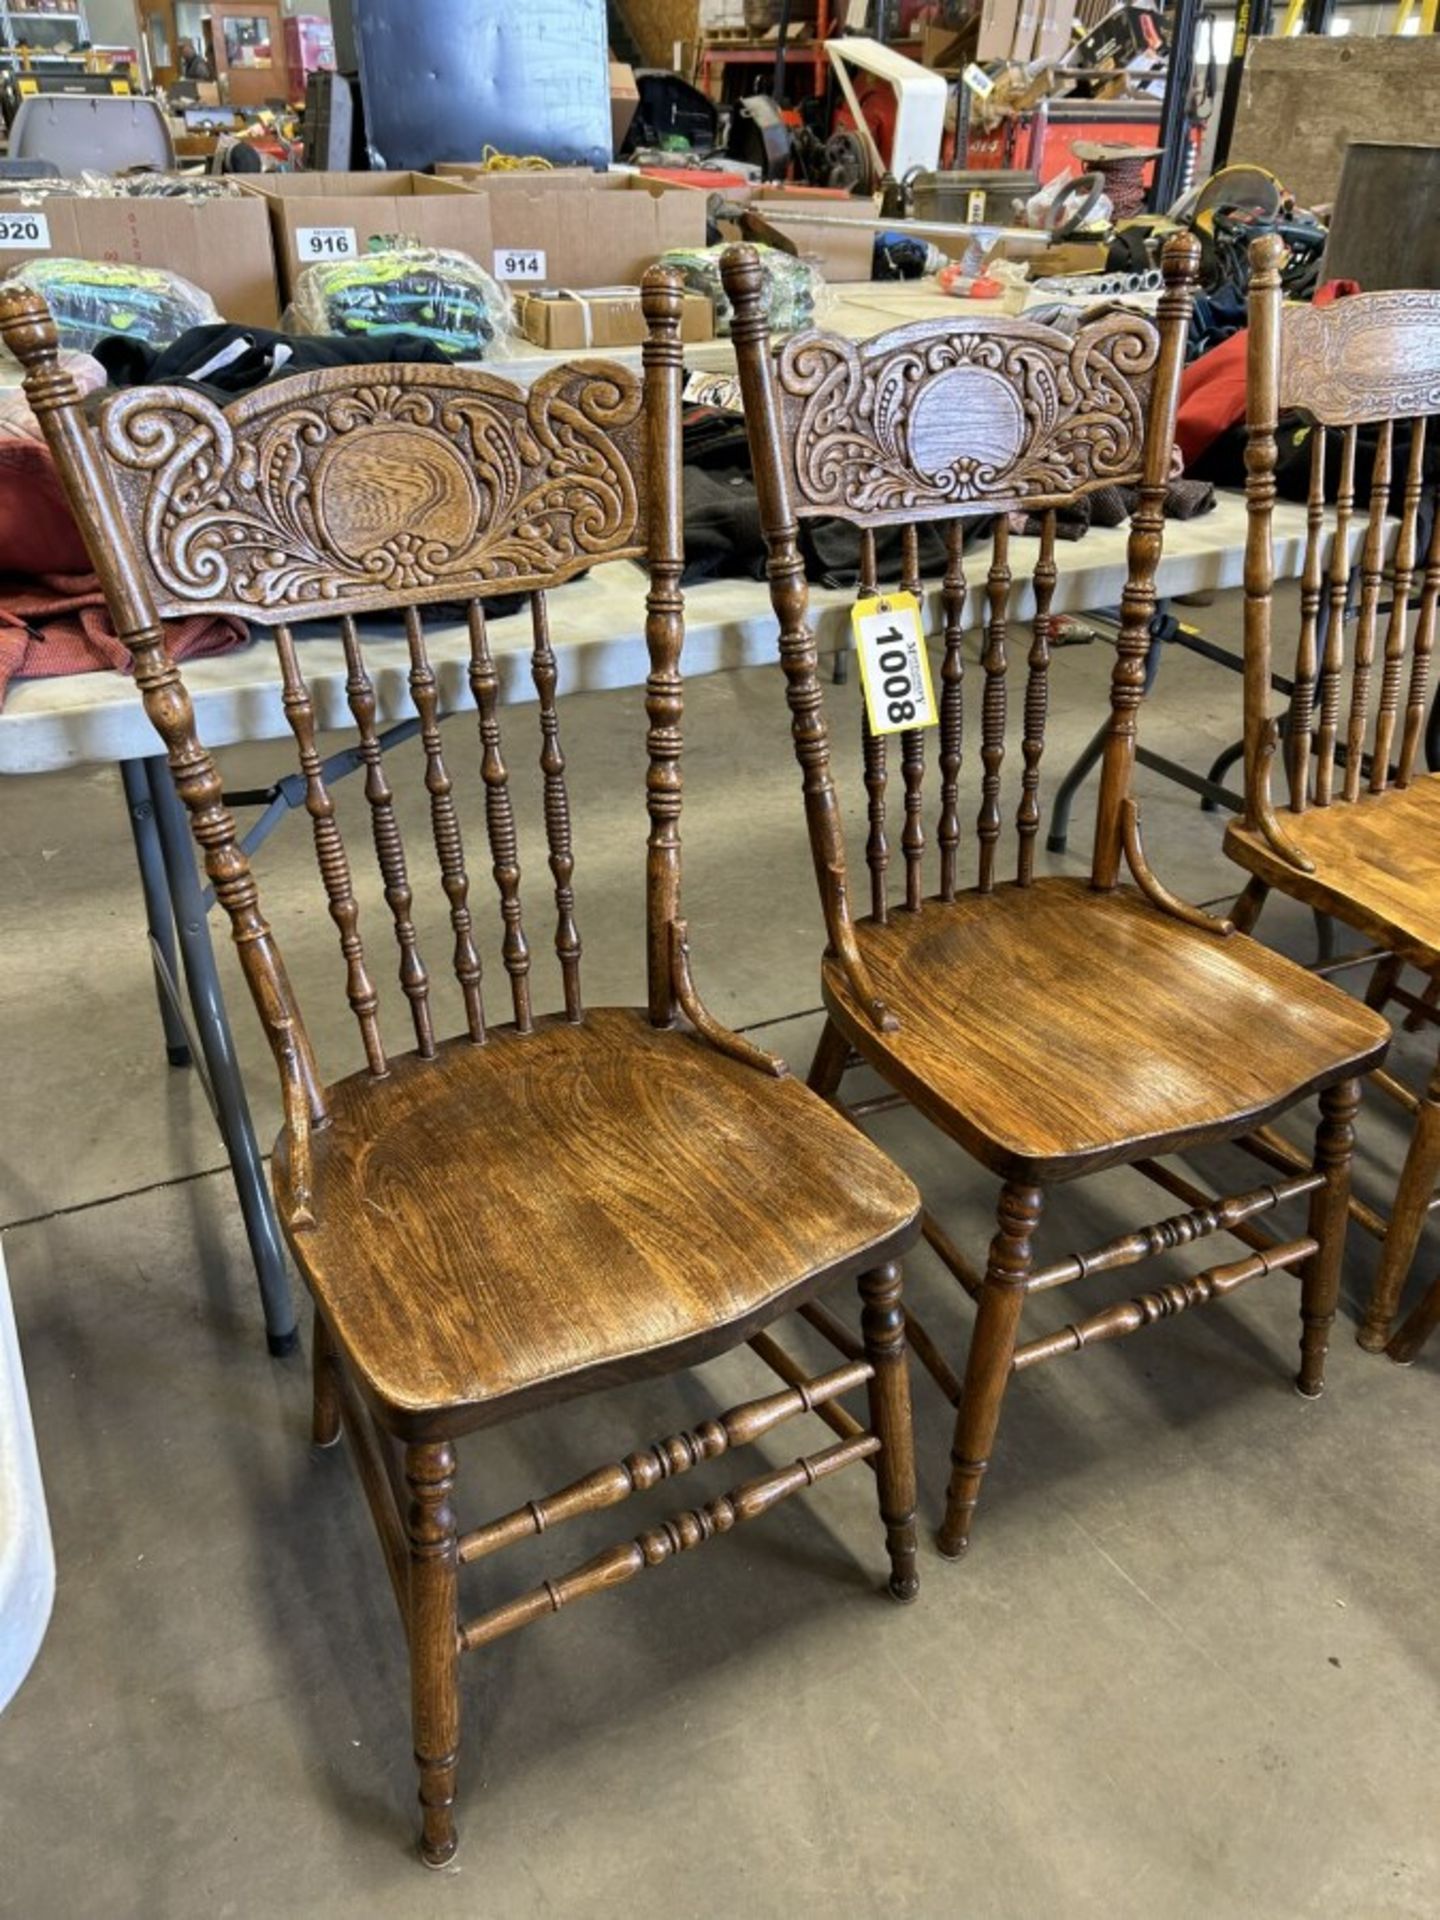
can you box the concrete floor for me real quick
[1,594,1437,1919]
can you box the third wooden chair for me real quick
[1223,232,1440,1366]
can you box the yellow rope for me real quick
[476,146,554,172]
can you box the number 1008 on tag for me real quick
[852,592,938,736]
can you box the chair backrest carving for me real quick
[771,309,1161,525]
[720,236,1200,1028]
[96,363,648,623]
[1242,236,1440,848]
[0,272,695,1227]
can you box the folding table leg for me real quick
[119,758,191,1068]
[144,754,298,1356]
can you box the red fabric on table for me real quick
[1175,278,1361,472]
[0,435,250,709]
[0,572,248,709]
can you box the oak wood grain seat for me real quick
[1222,235,1440,1362]
[1226,774,1440,970]
[0,273,924,1870]
[280,1009,920,1435]
[826,880,1388,1182]
[723,231,1383,1563]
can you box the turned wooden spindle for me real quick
[1286,426,1326,810]
[1370,419,1426,791]
[341,614,433,1059]
[899,523,926,913]
[1343,420,1394,802]
[1397,476,1440,787]
[274,621,386,1076]
[405,604,485,1043]
[974,519,1011,894]
[459,1360,873,1563]
[641,265,687,1025]
[465,598,534,1032]
[857,526,890,923]
[936,518,967,902]
[457,1435,880,1653]
[1016,509,1056,884]
[1094,230,1199,888]
[530,590,583,1020]
[1315,425,1357,807]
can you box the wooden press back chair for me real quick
[0,274,925,1867]
[1224,232,1440,1366]
[719,234,1391,1560]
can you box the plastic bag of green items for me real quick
[2,257,220,355]
[291,246,513,360]
[658,242,823,337]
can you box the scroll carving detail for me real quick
[1279,291,1440,426]
[777,313,1158,520]
[99,362,646,619]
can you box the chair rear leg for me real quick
[311,1309,341,1449]
[807,1016,850,1100]
[858,1262,919,1602]
[1230,877,1270,935]
[1298,1078,1361,1396]
[938,1182,1044,1559]
[1358,1052,1440,1352]
[1387,1270,1440,1365]
[406,1441,461,1868]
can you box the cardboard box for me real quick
[436,168,707,288]
[921,21,979,69]
[1032,0,1078,63]
[0,191,279,327]
[738,193,979,282]
[517,285,713,349]
[1014,0,1040,61]
[977,0,1022,62]
[609,60,640,152]
[242,172,491,306]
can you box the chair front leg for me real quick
[311,1308,341,1449]
[1298,1077,1361,1396]
[938,1181,1044,1559]
[1358,1050,1440,1352]
[1229,876,1270,935]
[858,1261,919,1602]
[406,1440,461,1868]
[807,1017,851,1101]
[1387,1269,1440,1365]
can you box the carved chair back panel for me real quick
[1247,258,1440,819]
[721,240,1199,956]
[96,361,649,623]
[1278,291,1440,428]
[772,312,1159,527]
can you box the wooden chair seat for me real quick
[1225,773,1440,969]
[822,878,1390,1182]
[275,1007,921,1437]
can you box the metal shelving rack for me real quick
[0,3,91,66]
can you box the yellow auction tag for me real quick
[852,592,938,736]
